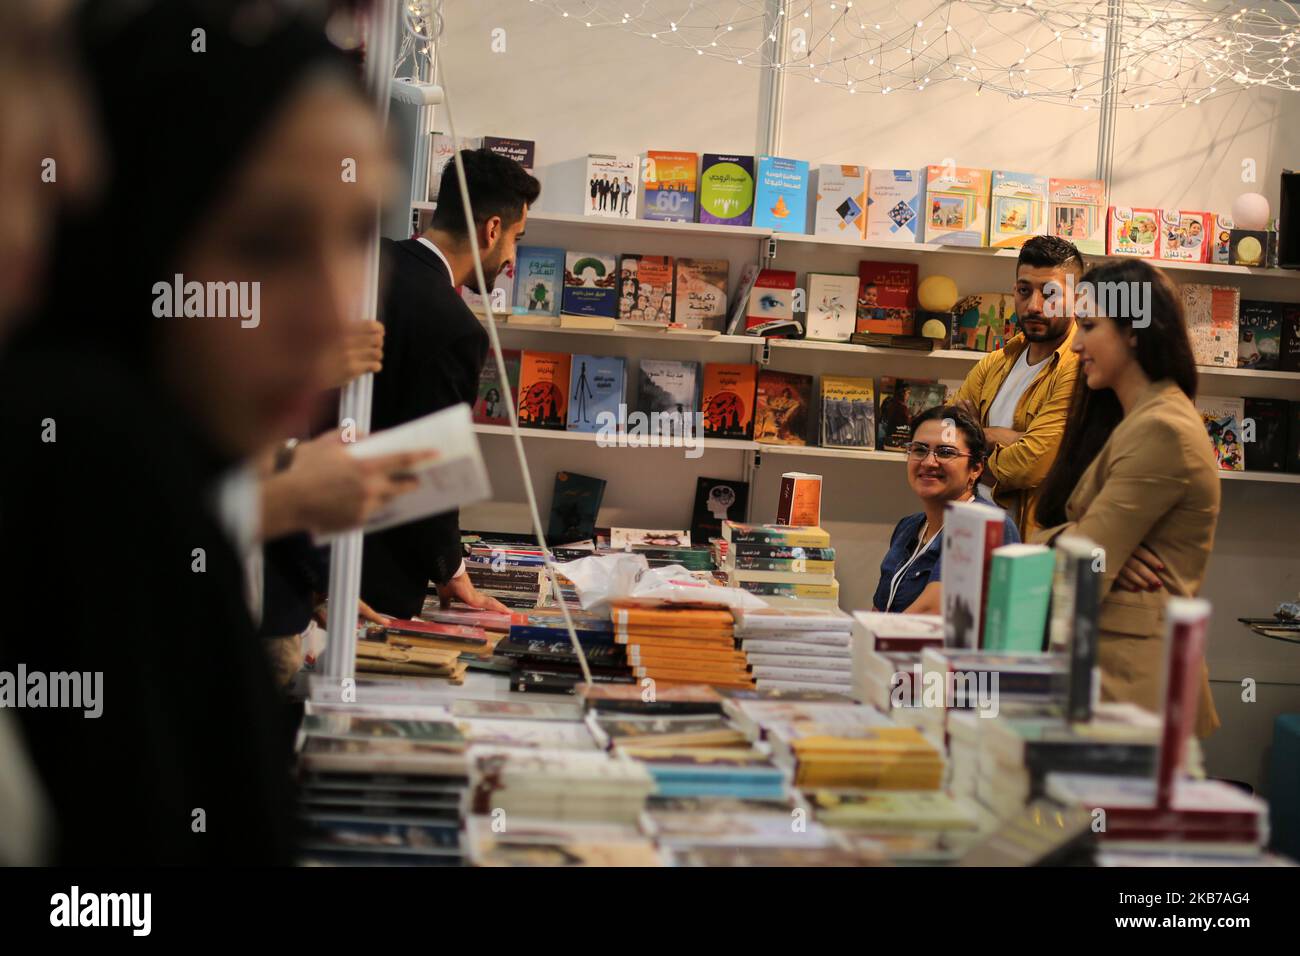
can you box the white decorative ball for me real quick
[1231,192,1270,231]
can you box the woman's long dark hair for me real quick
[1034,259,1198,528]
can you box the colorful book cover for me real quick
[1237,300,1282,370]
[865,168,921,242]
[989,171,1048,249]
[512,246,563,317]
[547,471,607,544]
[1211,213,1235,263]
[643,150,698,222]
[701,363,758,439]
[673,258,728,330]
[1243,398,1288,472]
[753,156,810,233]
[618,254,675,325]
[566,354,626,433]
[922,165,991,246]
[427,132,481,201]
[814,164,867,237]
[950,293,1017,352]
[1194,396,1246,471]
[1158,210,1213,263]
[698,154,755,226]
[1181,283,1239,368]
[1106,207,1160,258]
[877,377,946,451]
[744,269,798,332]
[691,478,751,543]
[940,500,1009,650]
[983,544,1055,653]
[1282,306,1300,372]
[561,252,619,319]
[516,351,571,430]
[754,370,813,446]
[1048,178,1106,256]
[805,273,860,342]
[819,375,874,449]
[482,136,536,171]
[585,153,639,220]
[636,359,700,422]
[855,261,918,335]
[776,473,822,528]
[472,348,520,426]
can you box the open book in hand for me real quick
[326,403,490,538]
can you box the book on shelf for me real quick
[1243,397,1289,472]
[691,477,750,543]
[511,246,563,321]
[725,262,761,335]
[982,544,1054,653]
[482,135,535,171]
[427,132,481,201]
[701,362,758,440]
[855,260,919,335]
[1195,396,1246,471]
[776,472,822,527]
[877,377,945,451]
[1048,177,1106,256]
[566,354,625,433]
[989,170,1048,249]
[636,358,700,426]
[1237,300,1283,369]
[754,369,813,446]
[1279,304,1300,371]
[813,164,868,238]
[697,153,756,226]
[642,150,698,223]
[472,348,520,426]
[560,251,619,326]
[1048,535,1103,722]
[1107,206,1160,258]
[617,253,674,326]
[865,168,921,242]
[460,258,514,317]
[950,292,1017,352]
[922,165,991,246]
[1158,209,1213,263]
[753,155,810,233]
[1181,282,1239,368]
[941,499,1009,650]
[805,273,859,342]
[744,268,798,333]
[849,332,935,352]
[1211,212,1235,263]
[819,375,875,450]
[517,351,571,430]
[672,257,728,330]
[585,153,638,219]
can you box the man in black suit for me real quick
[362,148,540,619]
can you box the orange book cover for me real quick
[612,605,735,628]
[614,634,737,650]
[626,645,747,664]
[615,623,734,638]
[517,351,571,429]
[701,363,758,440]
[634,666,754,687]
[776,472,822,527]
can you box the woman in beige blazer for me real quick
[1033,259,1220,737]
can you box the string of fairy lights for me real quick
[526,0,1300,109]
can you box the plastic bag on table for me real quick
[552,552,768,613]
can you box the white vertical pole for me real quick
[322,0,401,684]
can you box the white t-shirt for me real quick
[986,348,1049,429]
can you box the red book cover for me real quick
[1155,599,1210,806]
[382,618,488,646]
[517,351,572,429]
[701,363,758,439]
[856,261,919,334]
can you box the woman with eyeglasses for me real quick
[872,405,1020,614]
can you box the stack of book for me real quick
[610,602,754,690]
[643,796,839,857]
[467,747,655,825]
[912,648,1070,742]
[721,521,840,607]
[771,723,946,790]
[415,606,514,673]
[355,622,476,684]
[851,612,946,726]
[294,708,469,865]
[462,540,548,609]
[721,689,880,742]
[620,746,790,800]
[503,609,633,695]
[464,815,663,867]
[734,606,856,694]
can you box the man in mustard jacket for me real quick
[953,235,1084,538]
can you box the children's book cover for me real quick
[989,171,1048,249]
[922,165,991,246]
[856,261,918,335]
[1048,178,1106,256]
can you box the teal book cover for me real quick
[753,156,810,233]
[983,545,1055,652]
[566,353,626,433]
[546,472,607,545]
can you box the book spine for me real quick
[1067,551,1101,722]
[1155,601,1210,806]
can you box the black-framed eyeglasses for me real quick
[906,442,970,463]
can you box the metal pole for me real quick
[1094,0,1124,191]
[756,0,790,157]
